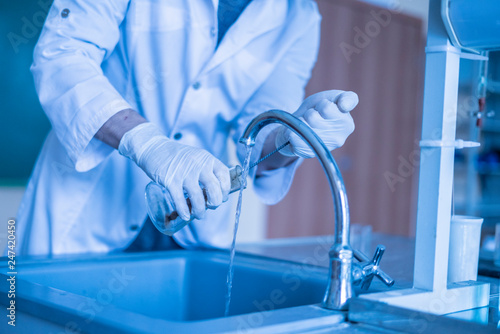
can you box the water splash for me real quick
[224,145,253,317]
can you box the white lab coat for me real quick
[16,0,321,255]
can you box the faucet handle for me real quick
[353,245,395,290]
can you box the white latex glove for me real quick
[276,90,358,158]
[118,122,231,221]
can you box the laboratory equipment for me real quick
[145,166,243,236]
[0,250,346,332]
[144,138,292,236]
[350,0,497,322]
[442,0,500,52]
[239,109,394,310]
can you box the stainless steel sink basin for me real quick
[0,250,346,333]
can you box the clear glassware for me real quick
[145,166,243,235]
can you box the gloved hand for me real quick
[118,122,231,221]
[276,90,358,158]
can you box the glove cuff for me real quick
[118,122,168,162]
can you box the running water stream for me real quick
[224,145,253,317]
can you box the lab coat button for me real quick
[130,224,139,231]
[61,9,70,18]
[210,27,216,36]
[173,132,182,140]
[192,82,201,90]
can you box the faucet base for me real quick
[321,245,353,311]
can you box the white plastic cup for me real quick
[447,215,484,284]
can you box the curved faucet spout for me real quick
[239,109,353,310]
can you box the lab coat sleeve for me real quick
[31,0,132,172]
[232,9,321,205]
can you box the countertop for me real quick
[237,233,415,287]
[237,233,500,332]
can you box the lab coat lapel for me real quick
[202,0,287,74]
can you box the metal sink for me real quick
[0,250,345,333]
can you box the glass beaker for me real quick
[145,166,243,235]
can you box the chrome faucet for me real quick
[240,110,394,310]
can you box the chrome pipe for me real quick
[239,110,352,310]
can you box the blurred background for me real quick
[1,0,498,250]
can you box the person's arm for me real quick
[232,3,356,205]
[229,6,321,201]
[228,18,320,205]
[96,111,231,221]
[94,109,147,149]
[33,1,231,218]
[31,0,132,171]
